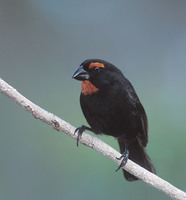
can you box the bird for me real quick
[72,59,156,181]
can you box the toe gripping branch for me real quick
[74,125,92,146]
[115,145,129,172]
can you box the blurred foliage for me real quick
[0,0,186,199]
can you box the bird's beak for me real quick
[72,65,89,81]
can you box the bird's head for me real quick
[72,59,123,95]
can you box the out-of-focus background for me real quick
[0,0,186,199]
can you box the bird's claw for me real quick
[115,149,129,172]
[74,125,87,147]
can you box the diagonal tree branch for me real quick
[0,77,185,200]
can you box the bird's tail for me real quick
[118,138,156,181]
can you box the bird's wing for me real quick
[137,104,148,147]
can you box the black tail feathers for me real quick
[118,139,156,181]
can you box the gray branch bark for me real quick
[0,77,185,200]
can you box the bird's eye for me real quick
[92,67,100,72]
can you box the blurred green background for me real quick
[1,0,186,199]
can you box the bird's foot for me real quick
[74,125,88,147]
[115,149,129,172]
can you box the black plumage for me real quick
[73,59,156,181]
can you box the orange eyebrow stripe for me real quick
[89,62,105,69]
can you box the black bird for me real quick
[72,59,156,181]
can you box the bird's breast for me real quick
[80,93,130,137]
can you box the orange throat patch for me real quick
[81,81,99,95]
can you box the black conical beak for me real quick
[72,65,89,81]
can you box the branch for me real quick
[0,77,185,200]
